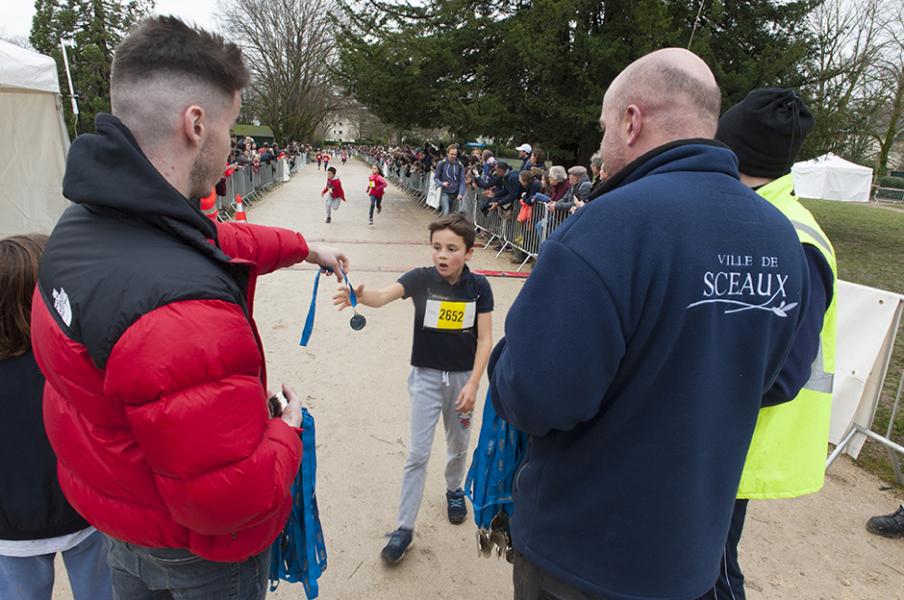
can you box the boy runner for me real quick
[334,214,493,563]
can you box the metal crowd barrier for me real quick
[874,186,904,204]
[217,154,305,222]
[353,151,586,272]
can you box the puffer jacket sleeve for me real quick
[103,298,302,537]
[217,222,309,276]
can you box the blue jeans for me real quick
[369,194,382,218]
[0,529,112,600]
[440,190,457,216]
[104,536,269,600]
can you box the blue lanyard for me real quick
[269,407,327,597]
[300,270,359,346]
[465,385,528,529]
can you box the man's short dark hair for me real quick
[327,167,337,174]
[112,16,250,95]
[429,214,476,251]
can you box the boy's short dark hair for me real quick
[429,214,476,251]
[112,16,250,95]
[327,167,337,174]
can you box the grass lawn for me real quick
[800,198,904,484]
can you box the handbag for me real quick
[498,202,515,221]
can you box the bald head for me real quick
[599,48,721,176]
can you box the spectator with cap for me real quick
[549,165,592,214]
[698,88,837,600]
[516,143,533,171]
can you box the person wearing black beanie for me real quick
[715,88,815,180]
[698,91,838,600]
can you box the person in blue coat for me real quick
[489,47,810,600]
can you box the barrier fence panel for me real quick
[215,154,304,222]
[353,150,605,272]
[503,204,543,272]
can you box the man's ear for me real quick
[624,104,643,147]
[181,105,205,147]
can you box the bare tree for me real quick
[803,0,890,160]
[804,0,904,175]
[869,6,904,175]
[219,0,343,144]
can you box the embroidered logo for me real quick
[687,254,799,317]
[52,288,72,326]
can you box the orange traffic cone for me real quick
[200,188,217,221]
[234,194,248,223]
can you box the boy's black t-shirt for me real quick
[398,265,494,372]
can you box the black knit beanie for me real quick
[715,88,815,179]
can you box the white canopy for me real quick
[791,153,873,203]
[0,40,71,237]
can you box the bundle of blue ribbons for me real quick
[465,386,529,530]
[269,407,327,598]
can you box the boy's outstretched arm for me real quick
[333,282,405,310]
[456,311,493,413]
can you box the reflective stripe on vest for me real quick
[736,173,838,499]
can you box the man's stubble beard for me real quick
[188,137,221,200]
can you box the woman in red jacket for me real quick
[367,164,388,225]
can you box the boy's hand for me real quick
[455,381,478,413]
[333,283,365,310]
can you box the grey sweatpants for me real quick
[397,367,474,530]
[325,195,341,218]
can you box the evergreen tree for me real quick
[29,0,152,138]
[335,0,819,165]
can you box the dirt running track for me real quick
[53,156,904,599]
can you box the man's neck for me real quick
[739,173,776,189]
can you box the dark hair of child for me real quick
[0,234,48,360]
[429,214,476,252]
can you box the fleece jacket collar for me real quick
[596,138,737,198]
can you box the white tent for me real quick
[791,153,873,203]
[0,40,70,237]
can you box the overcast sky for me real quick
[0,0,222,46]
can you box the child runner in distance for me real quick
[322,166,346,223]
[333,214,493,563]
[367,164,388,225]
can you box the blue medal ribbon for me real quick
[269,407,327,597]
[465,386,528,529]
[300,270,361,346]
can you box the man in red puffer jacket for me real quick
[31,16,347,600]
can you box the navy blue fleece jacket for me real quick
[489,140,809,600]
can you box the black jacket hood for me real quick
[62,113,220,246]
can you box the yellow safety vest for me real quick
[736,174,838,499]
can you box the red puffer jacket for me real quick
[33,222,307,562]
[31,114,311,563]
